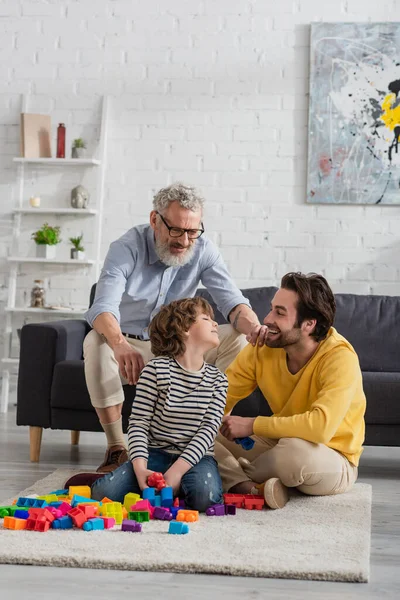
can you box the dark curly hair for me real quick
[149,296,215,357]
[281,272,336,342]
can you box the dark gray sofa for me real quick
[17,286,400,461]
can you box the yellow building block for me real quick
[4,516,27,530]
[37,494,58,503]
[99,502,123,525]
[69,486,91,499]
[123,492,141,512]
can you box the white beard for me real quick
[155,238,196,267]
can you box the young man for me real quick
[215,272,366,509]
[84,182,266,473]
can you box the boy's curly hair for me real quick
[149,296,215,357]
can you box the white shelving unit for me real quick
[1,95,109,413]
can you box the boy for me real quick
[68,297,227,512]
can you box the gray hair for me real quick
[152,182,205,214]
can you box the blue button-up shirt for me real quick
[86,224,250,340]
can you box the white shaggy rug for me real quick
[0,469,371,582]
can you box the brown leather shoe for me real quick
[64,472,106,489]
[96,446,129,473]
[261,478,289,509]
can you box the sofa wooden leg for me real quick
[71,430,80,446]
[29,426,43,462]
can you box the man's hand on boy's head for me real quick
[220,415,256,440]
[113,340,145,385]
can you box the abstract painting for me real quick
[307,22,400,204]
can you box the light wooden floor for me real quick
[0,402,399,600]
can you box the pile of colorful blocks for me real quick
[0,474,264,536]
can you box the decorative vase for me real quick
[71,147,85,159]
[70,248,85,260]
[56,123,66,158]
[70,185,90,209]
[36,244,56,259]
[29,196,41,208]
[30,280,46,308]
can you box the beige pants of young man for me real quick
[83,325,246,408]
[214,434,358,496]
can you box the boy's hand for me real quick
[132,459,155,490]
[163,467,183,496]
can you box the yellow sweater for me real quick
[225,327,366,466]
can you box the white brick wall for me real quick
[1,0,400,355]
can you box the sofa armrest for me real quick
[17,320,90,428]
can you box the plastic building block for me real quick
[223,493,245,508]
[234,436,255,451]
[26,516,51,532]
[179,499,186,508]
[0,506,19,518]
[28,507,55,523]
[46,506,62,519]
[49,489,68,496]
[168,521,189,534]
[131,499,154,518]
[68,507,87,528]
[71,494,98,507]
[100,496,114,504]
[101,517,116,529]
[99,502,123,524]
[153,506,173,521]
[56,502,72,516]
[37,494,58,503]
[122,507,128,519]
[142,487,155,501]
[52,516,74,529]
[16,497,47,508]
[160,487,173,508]
[205,503,226,516]
[129,510,150,523]
[69,485,91,499]
[3,516,27,530]
[176,509,199,523]
[147,472,166,491]
[83,517,105,531]
[123,492,141,512]
[225,504,236,515]
[78,504,98,518]
[14,509,29,519]
[121,519,142,532]
[243,494,265,510]
[170,507,180,519]
[173,497,179,508]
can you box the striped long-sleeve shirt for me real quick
[128,356,228,467]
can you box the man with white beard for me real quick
[84,182,266,473]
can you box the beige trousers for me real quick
[83,324,246,409]
[214,434,358,496]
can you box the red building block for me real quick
[243,494,265,510]
[68,507,87,528]
[147,472,166,492]
[223,493,245,508]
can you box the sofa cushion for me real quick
[334,294,400,372]
[51,360,136,416]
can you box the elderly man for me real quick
[84,182,266,473]
[215,272,366,509]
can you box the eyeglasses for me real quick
[156,212,204,239]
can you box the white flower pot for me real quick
[36,245,56,259]
[72,147,86,159]
[70,249,85,260]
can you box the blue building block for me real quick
[49,489,68,496]
[16,497,47,508]
[153,495,161,507]
[168,521,189,534]
[142,488,155,501]
[14,509,29,519]
[235,436,255,451]
[83,518,105,531]
[170,507,180,519]
[71,494,99,507]
[160,486,173,508]
[52,516,74,529]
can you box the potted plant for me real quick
[71,138,86,159]
[31,223,61,259]
[69,234,85,260]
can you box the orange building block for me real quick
[3,516,27,530]
[176,509,199,522]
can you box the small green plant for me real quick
[69,234,84,251]
[72,138,86,149]
[31,223,61,246]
